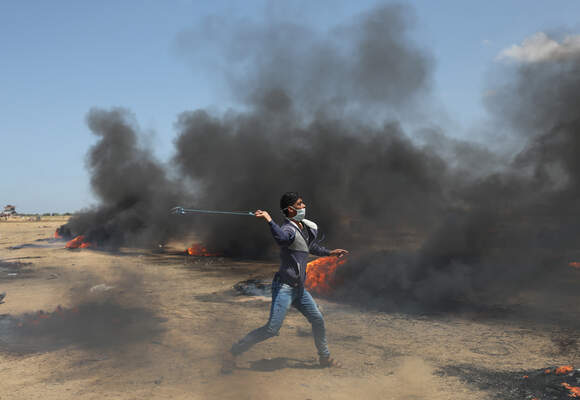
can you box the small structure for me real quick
[1,205,17,218]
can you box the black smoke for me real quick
[60,108,190,249]
[171,4,455,258]
[0,270,165,354]
[172,111,451,257]
[174,3,431,116]
[333,37,580,309]
[62,4,580,310]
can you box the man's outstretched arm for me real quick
[309,241,331,257]
[255,210,295,246]
[310,240,348,258]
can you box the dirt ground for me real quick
[1,218,579,399]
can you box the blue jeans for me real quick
[231,277,330,357]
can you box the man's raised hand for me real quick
[254,210,272,223]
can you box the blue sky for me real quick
[1,1,579,213]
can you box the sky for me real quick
[1,0,580,213]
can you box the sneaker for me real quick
[319,356,342,368]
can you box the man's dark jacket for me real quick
[268,218,331,287]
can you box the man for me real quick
[222,192,348,373]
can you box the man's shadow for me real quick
[242,357,321,372]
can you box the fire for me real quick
[305,256,347,295]
[569,262,580,269]
[556,365,574,375]
[186,244,220,257]
[66,235,92,249]
[561,383,580,397]
[545,365,575,375]
[54,229,62,239]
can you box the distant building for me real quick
[1,205,17,217]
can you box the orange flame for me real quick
[569,262,580,269]
[54,229,62,239]
[561,382,580,397]
[186,244,220,257]
[305,256,347,295]
[556,365,574,375]
[66,235,92,249]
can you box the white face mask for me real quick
[289,206,306,222]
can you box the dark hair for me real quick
[280,192,300,216]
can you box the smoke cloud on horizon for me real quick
[62,4,580,310]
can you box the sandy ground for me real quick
[0,218,579,399]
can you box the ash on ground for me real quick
[8,240,63,250]
[0,260,33,280]
[233,279,272,297]
[438,364,580,399]
[0,302,165,354]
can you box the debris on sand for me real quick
[0,302,165,354]
[8,243,43,250]
[523,366,580,399]
[439,364,580,399]
[233,279,271,297]
[89,284,115,293]
[0,260,33,280]
[8,240,63,250]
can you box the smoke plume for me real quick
[172,3,453,258]
[0,269,164,354]
[333,33,580,309]
[60,108,190,249]
[61,6,580,309]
